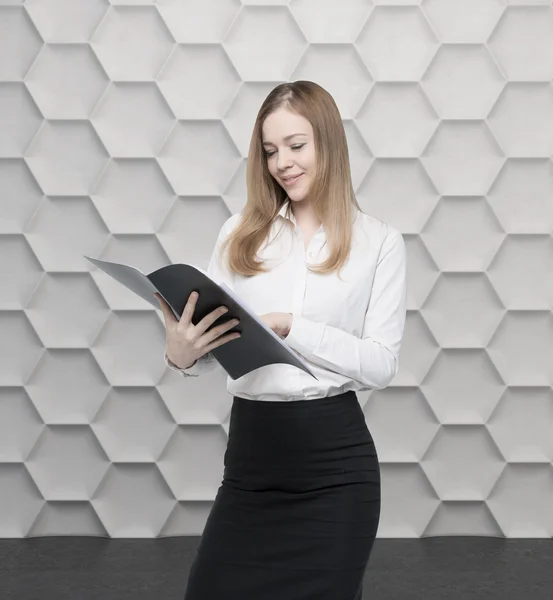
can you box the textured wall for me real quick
[1,0,552,539]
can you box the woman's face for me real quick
[262,107,316,203]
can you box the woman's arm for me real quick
[165,214,239,378]
[285,229,407,389]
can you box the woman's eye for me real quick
[265,144,304,158]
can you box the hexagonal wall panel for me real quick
[157,121,242,196]
[91,83,175,157]
[488,6,553,82]
[223,6,308,81]
[421,121,504,196]
[423,0,504,44]
[0,83,42,157]
[25,44,109,120]
[1,0,552,541]
[420,196,505,272]
[0,160,44,234]
[487,159,553,233]
[488,83,553,157]
[91,5,175,81]
[290,0,370,43]
[24,121,109,196]
[157,0,240,43]
[357,6,439,81]
[356,83,438,157]
[421,45,505,119]
[25,0,108,43]
[0,7,42,81]
[157,44,241,120]
[290,45,372,120]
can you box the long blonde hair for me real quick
[221,80,362,278]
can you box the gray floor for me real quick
[1,537,552,599]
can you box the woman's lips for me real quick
[282,173,303,186]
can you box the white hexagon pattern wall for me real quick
[0,1,552,539]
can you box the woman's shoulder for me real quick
[219,212,243,238]
[355,211,403,247]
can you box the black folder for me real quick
[83,255,318,381]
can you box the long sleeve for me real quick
[164,349,218,376]
[165,214,239,378]
[285,228,407,390]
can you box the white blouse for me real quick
[165,199,407,402]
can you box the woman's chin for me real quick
[287,184,309,201]
[287,193,308,203]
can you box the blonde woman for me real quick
[157,80,407,599]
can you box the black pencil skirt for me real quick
[183,390,381,600]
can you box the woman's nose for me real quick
[277,150,293,170]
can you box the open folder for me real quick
[83,255,318,381]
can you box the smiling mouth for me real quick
[282,174,303,185]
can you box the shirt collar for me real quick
[276,198,359,230]
[277,197,328,234]
[277,198,292,220]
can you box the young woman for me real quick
[156,80,407,599]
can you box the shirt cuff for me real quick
[164,351,203,377]
[284,314,325,358]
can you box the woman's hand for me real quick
[259,312,293,338]
[155,292,241,369]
